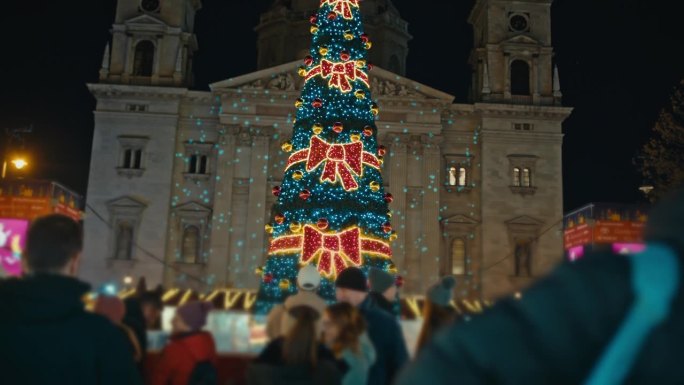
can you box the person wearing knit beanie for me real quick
[154,301,218,385]
[266,264,327,339]
[174,301,213,332]
[416,276,457,353]
[368,268,397,315]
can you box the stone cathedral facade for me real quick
[82,0,572,301]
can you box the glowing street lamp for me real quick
[11,158,28,170]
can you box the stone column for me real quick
[208,130,236,287]
[420,134,442,289]
[242,131,270,289]
[386,134,409,275]
[532,54,540,104]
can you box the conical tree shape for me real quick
[254,0,398,314]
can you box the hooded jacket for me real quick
[151,331,218,385]
[397,249,684,385]
[0,274,142,385]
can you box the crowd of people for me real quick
[1,188,684,384]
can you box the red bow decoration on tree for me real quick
[269,225,392,277]
[321,0,359,20]
[306,60,369,93]
[287,136,381,191]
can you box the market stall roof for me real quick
[119,288,493,320]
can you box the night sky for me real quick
[0,0,682,210]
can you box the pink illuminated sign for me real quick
[568,245,585,262]
[0,218,29,277]
[612,243,646,255]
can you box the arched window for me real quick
[388,55,400,74]
[513,167,521,187]
[451,238,466,275]
[182,226,200,263]
[199,156,208,174]
[522,168,532,187]
[133,41,155,76]
[448,166,457,186]
[514,239,532,277]
[189,155,198,173]
[458,167,467,187]
[510,60,530,95]
[115,222,134,260]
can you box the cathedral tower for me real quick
[256,0,412,75]
[100,0,202,87]
[469,0,561,105]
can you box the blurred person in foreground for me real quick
[367,268,398,315]
[266,264,326,339]
[0,214,142,385]
[151,301,218,385]
[335,267,408,385]
[415,276,457,353]
[322,302,376,385]
[398,188,684,385]
[93,295,143,364]
[249,305,342,385]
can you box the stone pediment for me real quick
[505,215,544,227]
[210,60,454,101]
[173,201,212,214]
[107,196,147,209]
[502,34,541,46]
[124,14,168,26]
[442,214,479,225]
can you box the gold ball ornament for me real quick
[289,222,303,233]
[279,279,291,291]
[355,90,366,100]
[350,134,361,142]
[364,41,373,50]
[356,60,366,69]
[369,181,380,192]
[389,231,398,241]
[312,123,323,135]
[371,103,379,115]
[310,25,319,34]
[292,170,304,181]
[295,98,304,108]
[298,66,307,77]
[319,46,329,56]
[255,266,264,276]
[344,30,354,40]
[264,224,274,234]
[281,141,293,152]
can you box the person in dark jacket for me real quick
[398,188,684,385]
[367,268,397,315]
[0,214,142,385]
[335,267,409,385]
[151,301,218,385]
[123,296,148,373]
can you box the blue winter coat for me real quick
[397,249,684,385]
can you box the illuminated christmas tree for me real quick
[254,0,398,314]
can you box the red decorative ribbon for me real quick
[321,0,359,20]
[287,136,381,191]
[306,60,369,93]
[269,225,391,277]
